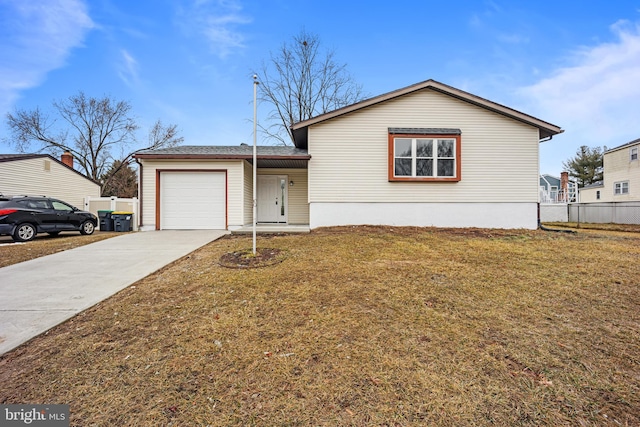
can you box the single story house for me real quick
[134,79,563,231]
[0,152,100,208]
[579,137,640,202]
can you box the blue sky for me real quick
[1,0,639,175]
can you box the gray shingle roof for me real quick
[134,145,310,169]
[135,145,308,157]
[606,137,640,153]
[582,181,604,189]
[0,154,47,162]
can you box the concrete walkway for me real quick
[0,230,228,355]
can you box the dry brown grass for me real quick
[1,226,639,426]
[0,231,121,268]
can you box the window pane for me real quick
[280,179,286,216]
[395,158,412,176]
[438,139,454,157]
[437,159,455,177]
[416,159,433,176]
[52,201,72,211]
[416,139,432,157]
[394,139,412,157]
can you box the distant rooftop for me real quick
[606,137,640,153]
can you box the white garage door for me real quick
[160,172,226,229]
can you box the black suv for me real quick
[0,196,98,242]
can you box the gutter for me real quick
[539,135,553,143]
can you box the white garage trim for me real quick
[156,170,227,230]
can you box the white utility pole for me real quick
[252,75,259,255]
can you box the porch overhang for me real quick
[134,146,311,168]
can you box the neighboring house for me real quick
[579,137,640,202]
[134,79,563,231]
[0,152,100,208]
[540,172,577,203]
[578,181,604,203]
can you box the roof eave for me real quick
[134,153,311,161]
[291,79,563,145]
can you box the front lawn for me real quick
[0,231,120,268]
[0,226,638,426]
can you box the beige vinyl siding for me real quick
[139,159,245,229]
[308,89,540,203]
[257,168,309,224]
[579,187,602,203]
[601,144,640,201]
[0,157,100,208]
[243,161,253,225]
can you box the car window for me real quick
[16,199,50,209]
[51,201,73,211]
[32,200,51,209]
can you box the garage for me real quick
[160,171,226,229]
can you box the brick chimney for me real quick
[560,171,569,202]
[61,151,73,168]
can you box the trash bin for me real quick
[112,211,134,232]
[97,210,114,231]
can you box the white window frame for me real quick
[614,181,629,195]
[393,138,457,179]
[631,147,638,161]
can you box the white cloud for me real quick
[0,0,94,114]
[520,21,640,140]
[118,49,139,86]
[497,33,530,44]
[178,0,251,59]
[518,20,640,172]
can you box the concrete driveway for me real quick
[0,230,228,355]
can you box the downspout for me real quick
[538,133,574,232]
[135,157,143,230]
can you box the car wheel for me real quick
[13,223,37,242]
[47,231,61,236]
[80,220,95,235]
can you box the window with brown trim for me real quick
[388,131,461,182]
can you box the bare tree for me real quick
[6,92,138,180]
[101,120,184,193]
[256,30,365,145]
[5,92,183,191]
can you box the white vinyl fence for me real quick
[83,196,139,231]
[540,203,569,222]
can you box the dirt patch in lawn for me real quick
[1,226,639,426]
[0,231,121,268]
[544,222,640,233]
[218,247,286,268]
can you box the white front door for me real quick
[257,175,287,223]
